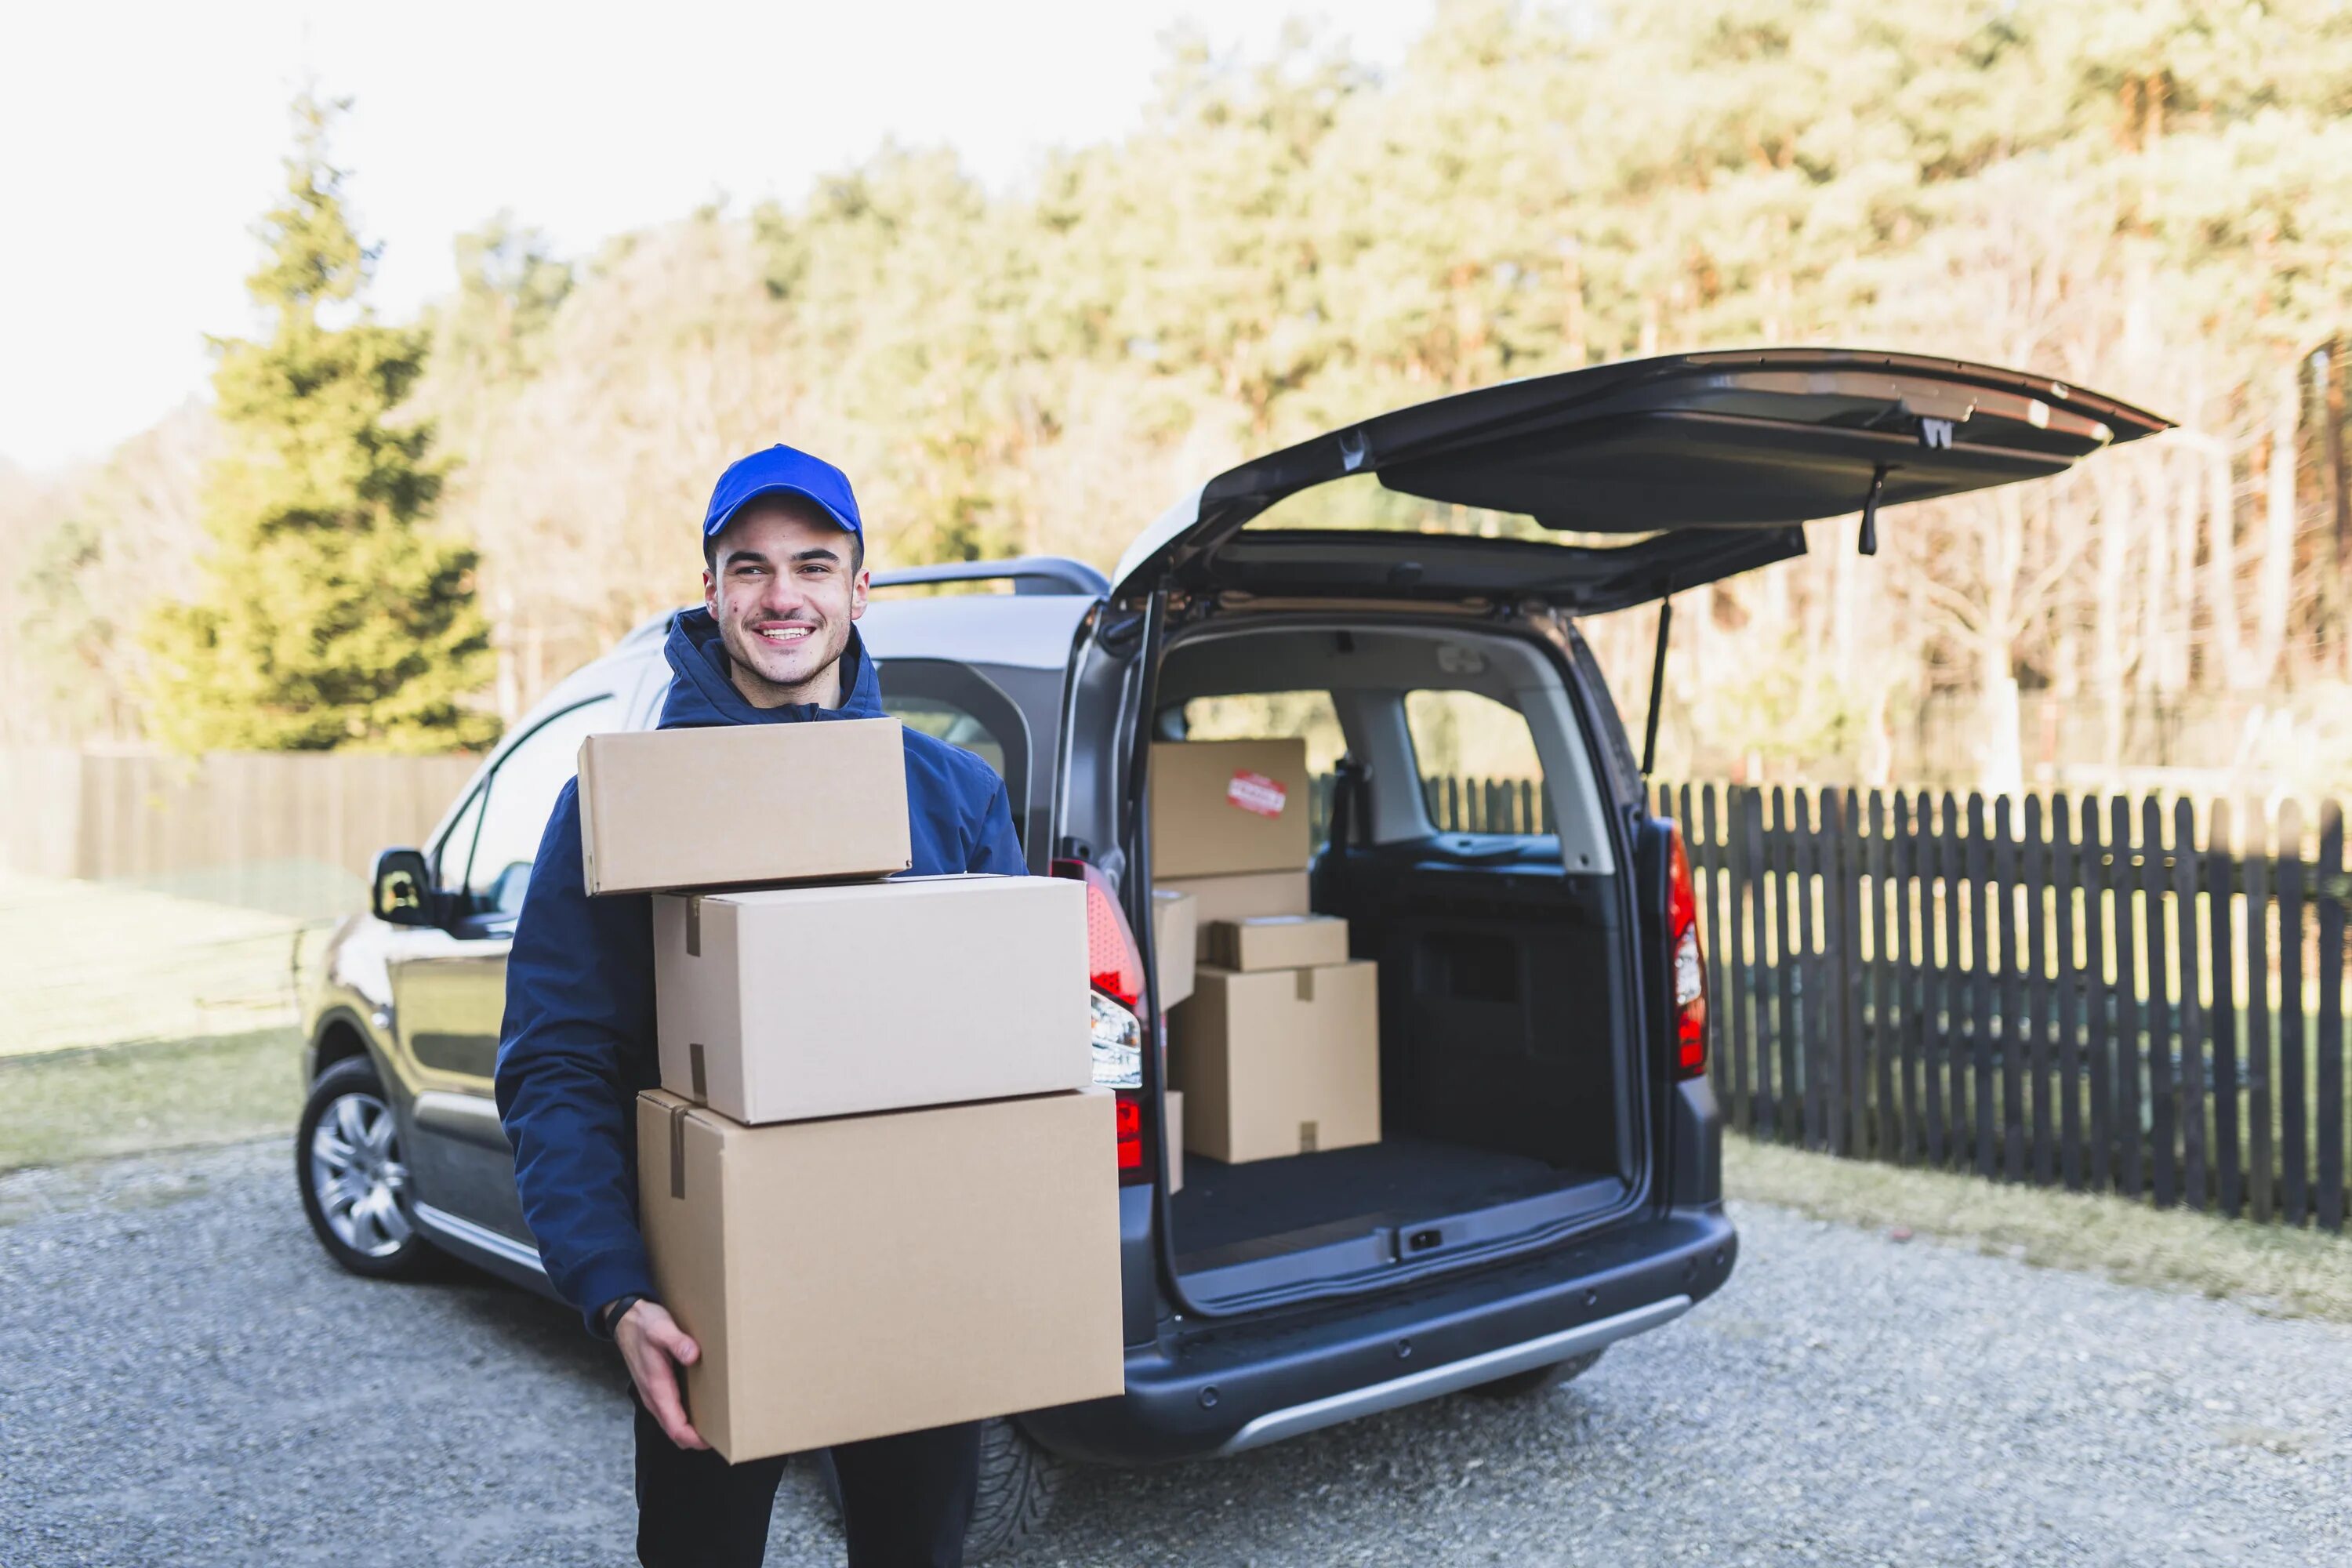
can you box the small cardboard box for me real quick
[1154,870,1312,959]
[1206,913,1350,972]
[1165,1089,1185,1192]
[1149,739,1312,879]
[1169,960,1381,1163]
[1151,889,1197,1008]
[654,875,1091,1124]
[577,718,912,895]
[638,1087,1125,1462]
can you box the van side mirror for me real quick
[372,848,437,927]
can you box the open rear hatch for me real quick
[1123,349,2166,1315]
[1112,347,2168,612]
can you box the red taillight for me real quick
[1667,826,1708,1079]
[1115,1093,1143,1171]
[1054,858,1156,1185]
[1054,857,1145,1010]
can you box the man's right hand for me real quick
[615,1300,707,1450]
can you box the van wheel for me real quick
[1469,1348,1603,1399]
[813,1417,1063,1560]
[296,1055,433,1279]
[965,1417,1064,1557]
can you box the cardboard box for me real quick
[578,718,911,895]
[1154,870,1312,959]
[654,874,1091,1124]
[1149,739,1312,879]
[1165,1089,1185,1192]
[1206,913,1350,972]
[638,1087,1125,1462]
[1169,960,1381,1163]
[1151,889,1197,1008]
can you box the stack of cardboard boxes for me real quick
[1154,739,1381,1166]
[578,717,1125,1463]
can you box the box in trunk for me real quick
[653,874,1091,1124]
[1205,913,1350,972]
[637,1087,1126,1462]
[1153,870,1311,959]
[1169,960,1380,1163]
[578,718,911,895]
[1148,739,1311,878]
[1166,1088,1185,1192]
[1151,889,1197,1007]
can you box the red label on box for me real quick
[1226,769,1288,818]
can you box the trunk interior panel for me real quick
[1153,619,1639,1308]
[1171,1140,1622,1305]
[1175,1138,1563,1254]
[1319,834,1634,1181]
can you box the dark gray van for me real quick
[296,349,2165,1553]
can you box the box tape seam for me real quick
[668,1102,689,1200]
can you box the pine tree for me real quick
[145,94,497,753]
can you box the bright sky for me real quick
[0,0,1433,476]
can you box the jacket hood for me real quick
[657,607,884,728]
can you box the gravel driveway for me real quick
[4,1139,2348,1566]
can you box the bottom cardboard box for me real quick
[1169,960,1381,1163]
[638,1087,1125,1462]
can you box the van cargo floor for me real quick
[1171,1137,1609,1262]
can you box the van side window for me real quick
[877,659,1034,857]
[1402,690,1548,833]
[433,787,486,891]
[886,697,1006,779]
[448,696,622,916]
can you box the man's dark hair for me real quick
[704,494,864,576]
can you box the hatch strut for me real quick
[1640,593,1672,779]
[1857,464,1889,556]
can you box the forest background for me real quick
[3,0,2349,803]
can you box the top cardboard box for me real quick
[576,718,912,895]
[1149,739,1312,879]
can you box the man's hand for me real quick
[615,1300,706,1450]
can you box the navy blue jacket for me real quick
[495,609,1026,1330]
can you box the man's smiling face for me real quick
[702,497,868,708]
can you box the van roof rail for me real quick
[869,556,1109,597]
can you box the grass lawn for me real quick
[0,870,318,1057]
[1728,1132,2352,1323]
[0,1027,303,1173]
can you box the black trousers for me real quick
[633,1394,982,1568]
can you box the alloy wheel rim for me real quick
[309,1091,413,1258]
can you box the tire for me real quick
[296,1054,434,1280]
[1468,1347,1605,1399]
[812,1417,1065,1561]
[964,1417,1065,1559]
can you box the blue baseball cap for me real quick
[702,444,863,544]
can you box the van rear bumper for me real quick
[1021,1204,1736,1465]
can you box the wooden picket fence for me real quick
[1306,772,1555,840]
[1659,782,2350,1230]
[1312,769,2352,1230]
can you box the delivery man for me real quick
[495,444,1026,1568]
